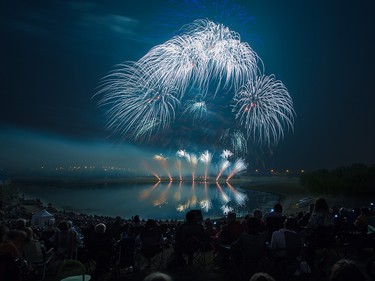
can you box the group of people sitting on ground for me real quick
[1,196,375,280]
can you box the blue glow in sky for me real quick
[1,0,374,173]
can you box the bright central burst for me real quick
[96,18,295,156]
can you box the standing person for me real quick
[306,198,334,230]
[231,218,267,278]
[305,197,334,269]
[263,203,285,241]
[128,215,144,238]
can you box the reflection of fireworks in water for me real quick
[138,180,248,216]
[227,182,248,206]
[216,182,230,203]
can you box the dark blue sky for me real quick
[1,0,374,173]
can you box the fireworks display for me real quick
[96,17,295,157]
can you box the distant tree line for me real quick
[300,163,375,196]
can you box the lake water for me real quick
[17,181,279,220]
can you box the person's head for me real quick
[145,219,157,230]
[246,217,260,235]
[249,272,276,281]
[329,259,366,281]
[143,272,173,281]
[227,211,236,222]
[314,198,329,212]
[185,211,196,223]
[273,203,283,214]
[133,215,140,223]
[58,221,69,231]
[252,209,263,220]
[95,223,106,234]
[15,218,26,230]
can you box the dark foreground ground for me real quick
[42,243,373,281]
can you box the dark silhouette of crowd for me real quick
[1,196,374,281]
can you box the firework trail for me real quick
[216,159,230,181]
[232,74,295,146]
[175,158,183,181]
[142,161,161,181]
[199,150,212,180]
[226,158,247,181]
[190,153,198,181]
[153,154,172,181]
[182,96,207,121]
[221,129,248,157]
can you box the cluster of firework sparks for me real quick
[94,4,294,214]
[96,18,295,156]
[146,149,247,183]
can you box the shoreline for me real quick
[2,176,373,221]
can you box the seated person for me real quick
[49,220,80,260]
[270,218,300,258]
[0,224,24,281]
[216,211,244,245]
[137,219,164,266]
[231,217,267,276]
[171,211,205,266]
[21,227,47,263]
[86,223,115,275]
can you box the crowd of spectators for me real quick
[0,196,374,281]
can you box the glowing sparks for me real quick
[97,19,294,150]
[232,74,295,146]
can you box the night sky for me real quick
[1,0,375,174]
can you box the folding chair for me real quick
[114,237,137,277]
[57,259,90,281]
